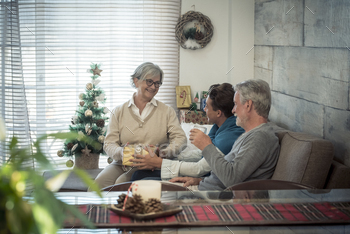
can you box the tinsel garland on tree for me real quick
[57,63,109,166]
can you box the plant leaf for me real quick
[73,168,102,197]
[32,203,60,234]
[9,137,18,150]
[45,170,71,192]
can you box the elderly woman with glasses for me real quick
[93,62,187,189]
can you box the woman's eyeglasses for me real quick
[145,79,162,88]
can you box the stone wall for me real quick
[254,0,350,166]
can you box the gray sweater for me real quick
[198,122,280,191]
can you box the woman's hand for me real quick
[143,144,159,157]
[169,176,203,187]
[130,146,162,170]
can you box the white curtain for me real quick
[1,0,181,169]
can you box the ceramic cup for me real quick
[192,124,207,134]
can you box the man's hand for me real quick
[189,129,212,150]
[130,146,162,170]
[169,176,203,187]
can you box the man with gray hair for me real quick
[170,79,280,190]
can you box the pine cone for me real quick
[144,198,163,213]
[96,119,105,128]
[115,193,127,209]
[194,31,204,40]
[67,142,74,150]
[93,101,99,108]
[124,194,145,214]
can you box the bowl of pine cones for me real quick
[109,193,183,220]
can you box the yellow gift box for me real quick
[122,145,157,166]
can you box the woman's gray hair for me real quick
[130,62,164,88]
[234,79,271,119]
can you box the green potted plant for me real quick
[0,117,102,234]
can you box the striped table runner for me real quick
[71,202,350,227]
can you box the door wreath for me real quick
[175,11,214,50]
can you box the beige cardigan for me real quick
[104,100,187,163]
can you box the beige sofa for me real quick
[44,123,350,191]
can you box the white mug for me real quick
[192,124,207,134]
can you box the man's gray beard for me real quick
[236,117,242,127]
[236,116,247,128]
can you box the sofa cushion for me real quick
[43,169,103,192]
[272,132,334,189]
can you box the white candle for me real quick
[132,180,161,202]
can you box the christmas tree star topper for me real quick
[91,65,103,76]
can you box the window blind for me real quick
[0,0,34,168]
[1,0,181,169]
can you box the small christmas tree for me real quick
[57,63,109,168]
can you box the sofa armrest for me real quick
[325,160,350,189]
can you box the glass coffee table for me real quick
[57,188,350,233]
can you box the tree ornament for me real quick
[98,135,105,143]
[86,83,93,90]
[81,145,91,157]
[71,143,78,152]
[57,150,64,157]
[66,159,74,168]
[85,109,93,117]
[79,93,85,100]
[107,157,113,164]
[96,119,105,128]
[79,101,85,107]
[67,142,74,150]
[144,198,163,213]
[84,124,92,135]
[96,93,105,102]
[95,142,102,151]
[92,79,100,86]
[91,65,103,76]
[72,116,78,124]
[93,101,99,108]
[103,107,109,114]
[85,124,90,133]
